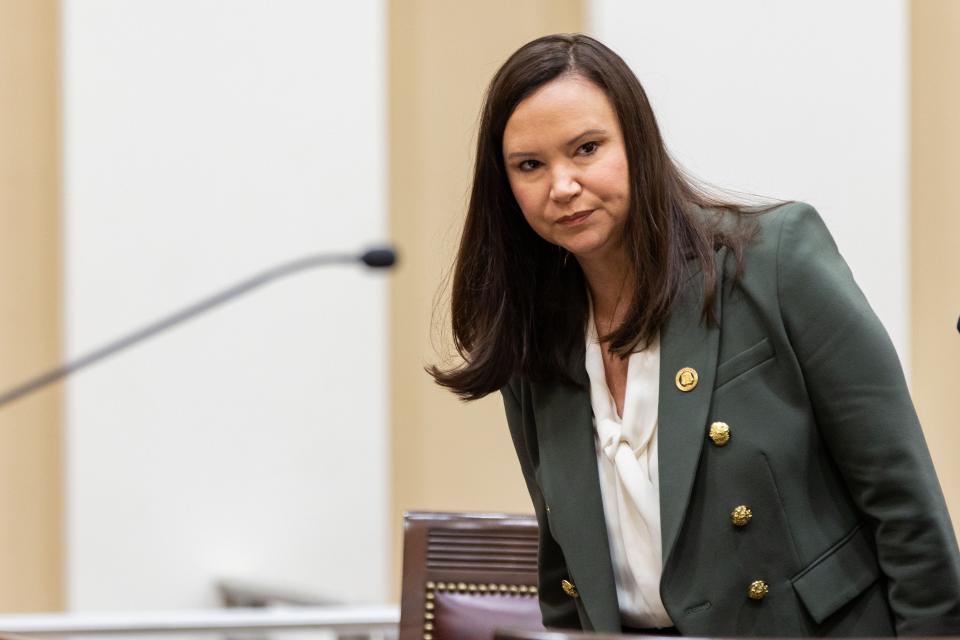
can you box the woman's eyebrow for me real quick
[506,128,608,160]
[566,128,607,145]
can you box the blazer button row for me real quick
[709,422,752,525]
[740,506,766,600]
[562,576,768,603]
[707,419,766,600]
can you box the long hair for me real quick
[430,33,782,400]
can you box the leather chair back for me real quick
[399,511,545,640]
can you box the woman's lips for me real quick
[557,209,594,226]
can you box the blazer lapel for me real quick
[531,345,621,632]
[658,248,726,567]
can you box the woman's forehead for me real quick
[503,76,618,150]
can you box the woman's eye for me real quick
[578,141,600,155]
[518,159,541,171]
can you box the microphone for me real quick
[0,246,398,410]
[361,247,397,268]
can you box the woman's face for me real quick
[502,74,630,264]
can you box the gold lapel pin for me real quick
[675,366,699,392]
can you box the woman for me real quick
[430,33,960,636]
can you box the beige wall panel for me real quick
[911,0,960,533]
[0,0,64,611]
[389,0,583,596]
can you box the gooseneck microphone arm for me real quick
[0,247,397,410]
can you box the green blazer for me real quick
[501,202,960,636]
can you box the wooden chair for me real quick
[399,511,546,640]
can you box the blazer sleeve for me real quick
[776,203,960,634]
[501,379,582,630]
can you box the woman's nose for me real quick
[549,168,582,202]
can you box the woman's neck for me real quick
[578,249,635,334]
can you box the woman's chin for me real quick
[562,237,619,263]
[557,234,601,256]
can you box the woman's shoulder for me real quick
[686,200,846,290]
[752,199,824,231]
[695,199,833,256]
[691,199,818,231]
[751,200,840,262]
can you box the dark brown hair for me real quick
[430,33,783,400]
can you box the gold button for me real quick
[748,580,769,600]
[561,579,579,599]
[709,421,731,446]
[731,505,753,526]
[675,367,699,391]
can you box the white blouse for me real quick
[584,307,673,629]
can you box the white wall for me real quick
[62,0,388,610]
[590,0,910,367]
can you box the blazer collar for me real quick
[531,248,726,630]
